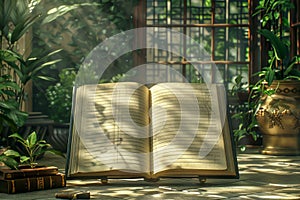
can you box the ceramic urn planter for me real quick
[256,80,300,155]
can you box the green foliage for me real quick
[253,0,294,28]
[0,50,28,134]
[230,75,248,96]
[0,0,37,132]
[230,75,257,148]
[249,0,300,115]
[253,0,300,86]
[0,149,20,169]
[0,0,40,47]
[42,2,100,24]
[0,0,64,145]
[31,0,139,120]
[0,131,64,169]
[3,49,62,108]
[46,68,76,123]
[0,0,62,109]
[232,0,300,148]
[232,100,259,146]
[255,29,300,85]
[32,0,138,70]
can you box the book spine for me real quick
[2,169,59,180]
[0,174,66,194]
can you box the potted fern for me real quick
[251,0,300,155]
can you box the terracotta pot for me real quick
[256,80,300,155]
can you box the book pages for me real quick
[150,83,227,174]
[68,83,151,175]
[67,82,238,179]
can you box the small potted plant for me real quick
[0,131,64,169]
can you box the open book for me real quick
[66,82,238,180]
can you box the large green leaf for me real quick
[6,109,28,127]
[20,156,30,164]
[35,75,56,82]
[0,0,14,32]
[18,49,62,85]
[27,131,37,149]
[258,29,288,60]
[4,149,20,157]
[284,56,300,76]
[31,59,62,77]
[9,132,24,140]
[0,81,20,92]
[10,0,29,24]
[0,49,20,62]
[0,101,16,110]
[0,0,37,43]
[10,14,40,44]
[0,155,19,169]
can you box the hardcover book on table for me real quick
[0,166,58,180]
[0,173,65,194]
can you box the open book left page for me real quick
[67,82,151,178]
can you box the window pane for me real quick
[144,0,250,91]
[215,27,249,61]
[214,0,248,24]
[186,27,212,60]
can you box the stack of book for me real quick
[0,166,66,194]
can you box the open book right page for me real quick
[150,83,230,176]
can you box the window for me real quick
[291,0,300,59]
[134,0,250,91]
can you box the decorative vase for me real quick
[256,80,300,155]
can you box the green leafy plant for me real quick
[231,75,248,96]
[0,0,62,111]
[0,131,64,169]
[10,49,62,108]
[232,0,300,151]
[230,74,258,149]
[231,100,259,148]
[31,0,139,115]
[253,0,300,87]
[0,0,63,148]
[247,0,300,122]
[46,68,76,123]
[0,50,28,133]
